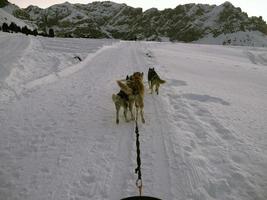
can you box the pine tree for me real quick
[48,28,55,37]
[9,22,19,33]
[33,29,38,36]
[2,22,9,32]
[21,26,30,35]
[17,26,21,33]
[0,0,8,8]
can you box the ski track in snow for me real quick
[147,43,267,200]
[245,48,267,66]
[0,39,175,200]
[0,34,267,200]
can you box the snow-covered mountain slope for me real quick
[0,6,30,28]
[0,34,267,200]
[195,31,267,47]
[1,2,19,15]
[19,1,127,38]
[4,1,266,46]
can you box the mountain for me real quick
[1,0,267,46]
[0,1,34,28]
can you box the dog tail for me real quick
[159,79,166,84]
[117,80,132,95]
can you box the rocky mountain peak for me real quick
[1,0,267,46]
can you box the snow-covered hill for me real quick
[0,33,267,200]
[0,4,31,28]
[0,32,116,101]
[195,31,267,47]
[1,0,267,46]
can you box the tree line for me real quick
[0,21,55,37]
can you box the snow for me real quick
[0,33,267,200]
[1,3,19,15]
[0,7,30,28]
[199,3,223,28]
[0,32,116,102]
[195,31,267,47]
[24,1,126,28]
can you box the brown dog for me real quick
[112,76,135,124]
[117,72,145,123]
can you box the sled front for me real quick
[121,196,161,200]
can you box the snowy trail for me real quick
[148,43,267,200]
[0,41,174,200]
[109,42,174,199]
[143,46,211,199]
[0,36,267,200]
[142,95,174,199]
[126,43,174,199]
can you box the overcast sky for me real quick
[8,0,267,21]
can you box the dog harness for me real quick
[117,90,129,101]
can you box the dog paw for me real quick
[116,119,119,124]
[142,119,145,123]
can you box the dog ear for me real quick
[141,72,144,76]
[126,75,129,80]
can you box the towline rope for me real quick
[135,120,143,196]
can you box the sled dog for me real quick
[148,68,166,95]
[112,76,135,124]
[117,72,145,123]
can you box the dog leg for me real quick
[115,104,120,124]
[150,84,153,94]
[123,106,129,122]
[141,108,145,123]
[129,101,134,120]
[156,83,159,95]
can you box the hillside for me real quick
[1,1,267,46]
[0,2,33,28]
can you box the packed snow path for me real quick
[0,35,267,200]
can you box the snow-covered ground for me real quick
[0,32,116,102]
[0,33,267,200]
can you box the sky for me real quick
[8,0,267,21]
